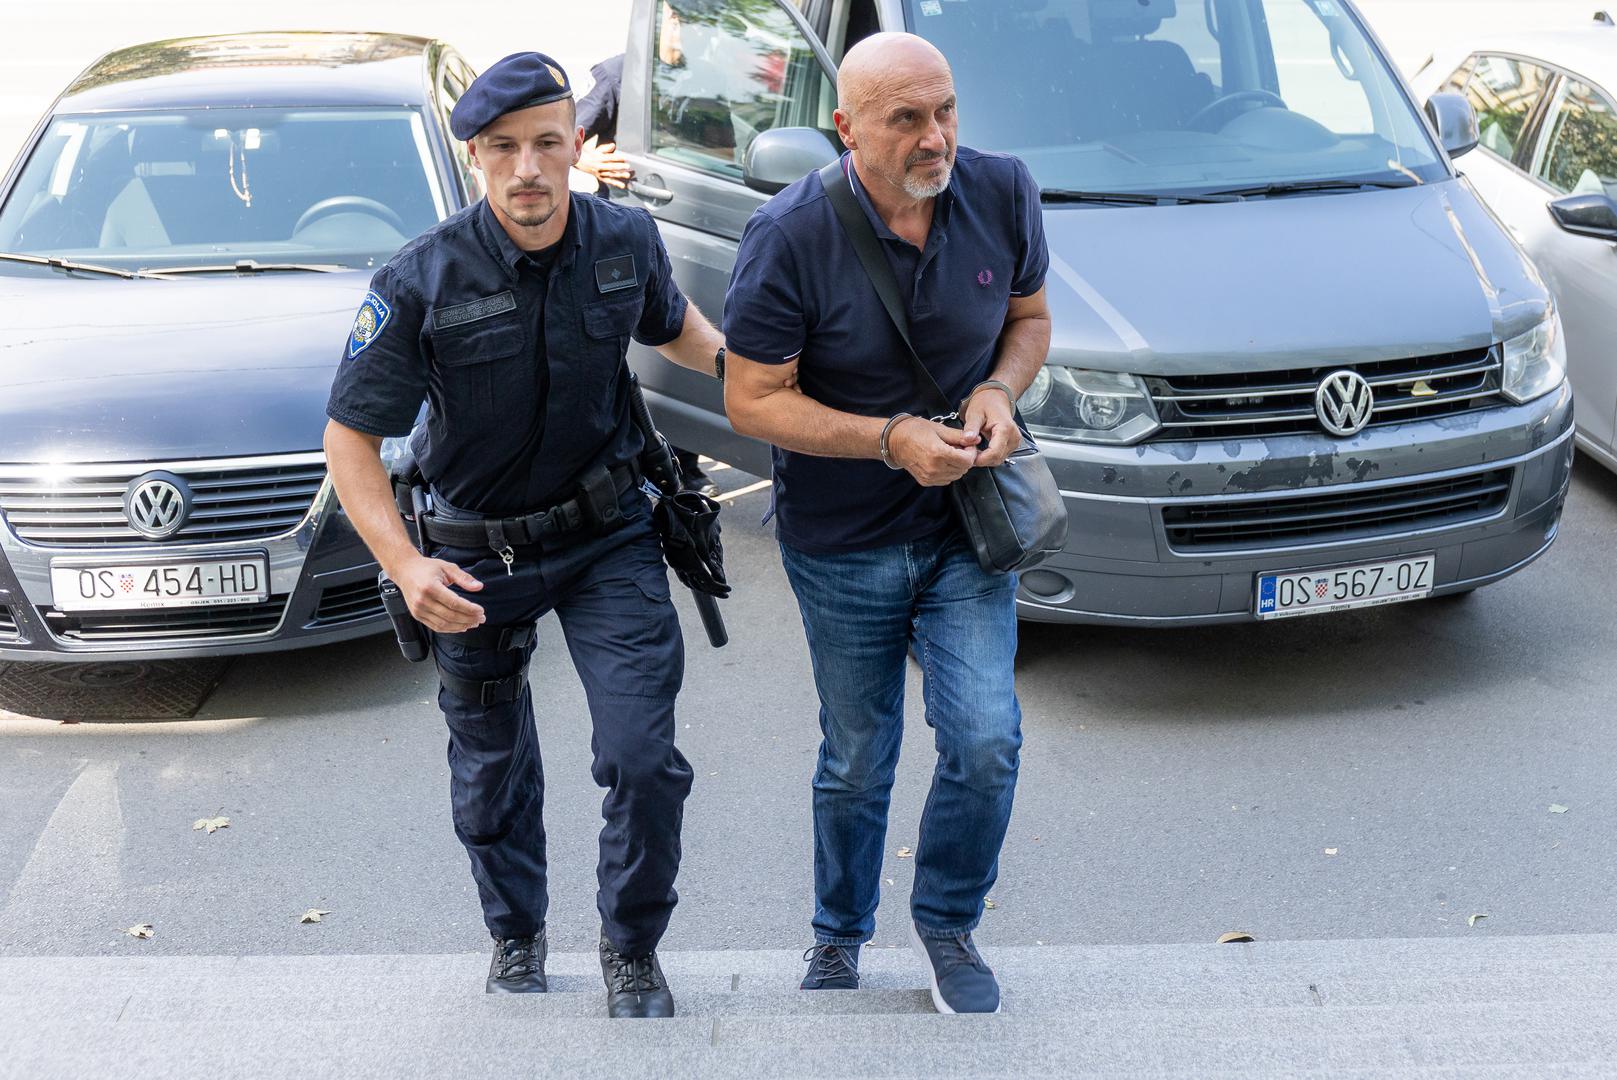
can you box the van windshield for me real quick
[904,0,1447,197]
[0,107,447,271]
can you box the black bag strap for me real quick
[819,159,955,418]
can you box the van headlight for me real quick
[1501,310,1567,404]
[1019,367,1161,445]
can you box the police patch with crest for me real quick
[348,291,392,359]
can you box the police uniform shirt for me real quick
[326,194,689,518]
[576,55,624,145]
[722,147,1048,554]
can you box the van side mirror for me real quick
[743,128,841,195]
[1425,92,1480,159]
[1549,192,1617,241]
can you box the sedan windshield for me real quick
[905,0,1447,197]
[0,107,447,270]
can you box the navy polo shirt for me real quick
[722,147,1048,553]
[326,195,688,517]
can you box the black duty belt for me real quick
[419,463,639,551]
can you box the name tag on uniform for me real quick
[432,291,517,330]
[594,254,637,294]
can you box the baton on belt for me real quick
[627,374,730,648]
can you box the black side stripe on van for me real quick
[432,291,517,330]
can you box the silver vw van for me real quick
[615,0,1575,625]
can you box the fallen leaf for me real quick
[983,898,997,910]
[896,847,913,859]
[885,878,894,886]
[299,909,332,924]
[1216,932,1256,944]
[1549,804,1569,815]
[192,816,230,834]
[123,924,154,939]
[1468,913,1488,927]
[1324,848,1339,856]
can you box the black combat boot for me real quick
[599,932,675,1018]
[485,929,548,993]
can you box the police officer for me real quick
[574,34,721,498]
[323,52,726,1018]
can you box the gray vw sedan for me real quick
[616,0,1576,625]
[0,32,483,661]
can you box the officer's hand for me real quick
[963,386,1019,468]
[578,140,634,189]
[395,554,485,634]
[889,417,980,487]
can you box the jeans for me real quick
[430,487,691,954]
[779,527,1022,944]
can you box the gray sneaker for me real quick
[909,919,1000,1014]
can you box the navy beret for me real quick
[450,52,574,141]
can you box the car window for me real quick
[1464,55,1555,161]
[903,0,1446,196]
[0,108,447,270]
[439,59,486,200]
[1439,57,1476,95]
[1536,76,1617,198]
[649,0,835,180]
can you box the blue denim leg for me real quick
[554,518,691,957]
[908,533,1022,937]
[780,539,916,947]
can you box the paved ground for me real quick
[3,456,1615,963]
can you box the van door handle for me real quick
[628,180,674,205]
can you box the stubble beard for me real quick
[898,148,954,200]
[502,185,559,228]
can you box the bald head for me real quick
[834,32,958,203]
[837,32,952,118]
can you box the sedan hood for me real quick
[1041,179,1550,375]
[0,269,373,463]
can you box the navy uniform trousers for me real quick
[430,488,691,956]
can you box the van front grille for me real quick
[1147,347,1504,441]
[1162,468,1514,552]
[0,605,18,640]
[41,599,288,642]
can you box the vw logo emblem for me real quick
[1315,370,1375,437]
[123,471,192,539]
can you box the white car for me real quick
[1411,11,1617,472]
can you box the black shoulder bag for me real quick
[818,160,1069,575]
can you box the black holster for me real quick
[380,485,433,664]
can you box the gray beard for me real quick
[902,163,953,199]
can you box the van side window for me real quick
[1536,78,1617,198]
[1439,57,1475,95]
[1464,56,1555,161]
[649,0,835,180]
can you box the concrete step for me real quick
[3,935,1614,1079]
[4,1016,1616,1080]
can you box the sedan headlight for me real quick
[1501,309,1567,404]
[1019,367,1161,445]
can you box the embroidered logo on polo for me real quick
[594,254,638,294]
[977,268,994,287]
[348,291,392,358]
[431,291,517,331]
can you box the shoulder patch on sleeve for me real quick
[348,291,393,359]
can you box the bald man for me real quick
[723,33,1051,1014]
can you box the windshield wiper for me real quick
[0,251,163,280]
[147,260,348,276]
[1203,178,1422,199]
[1040,189,1239,206]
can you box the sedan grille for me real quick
[1147,347,1504,441]
[41,599,288,642]
[0,454,326,546]
[311,578,385,626]
[1162,468,1514,553]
